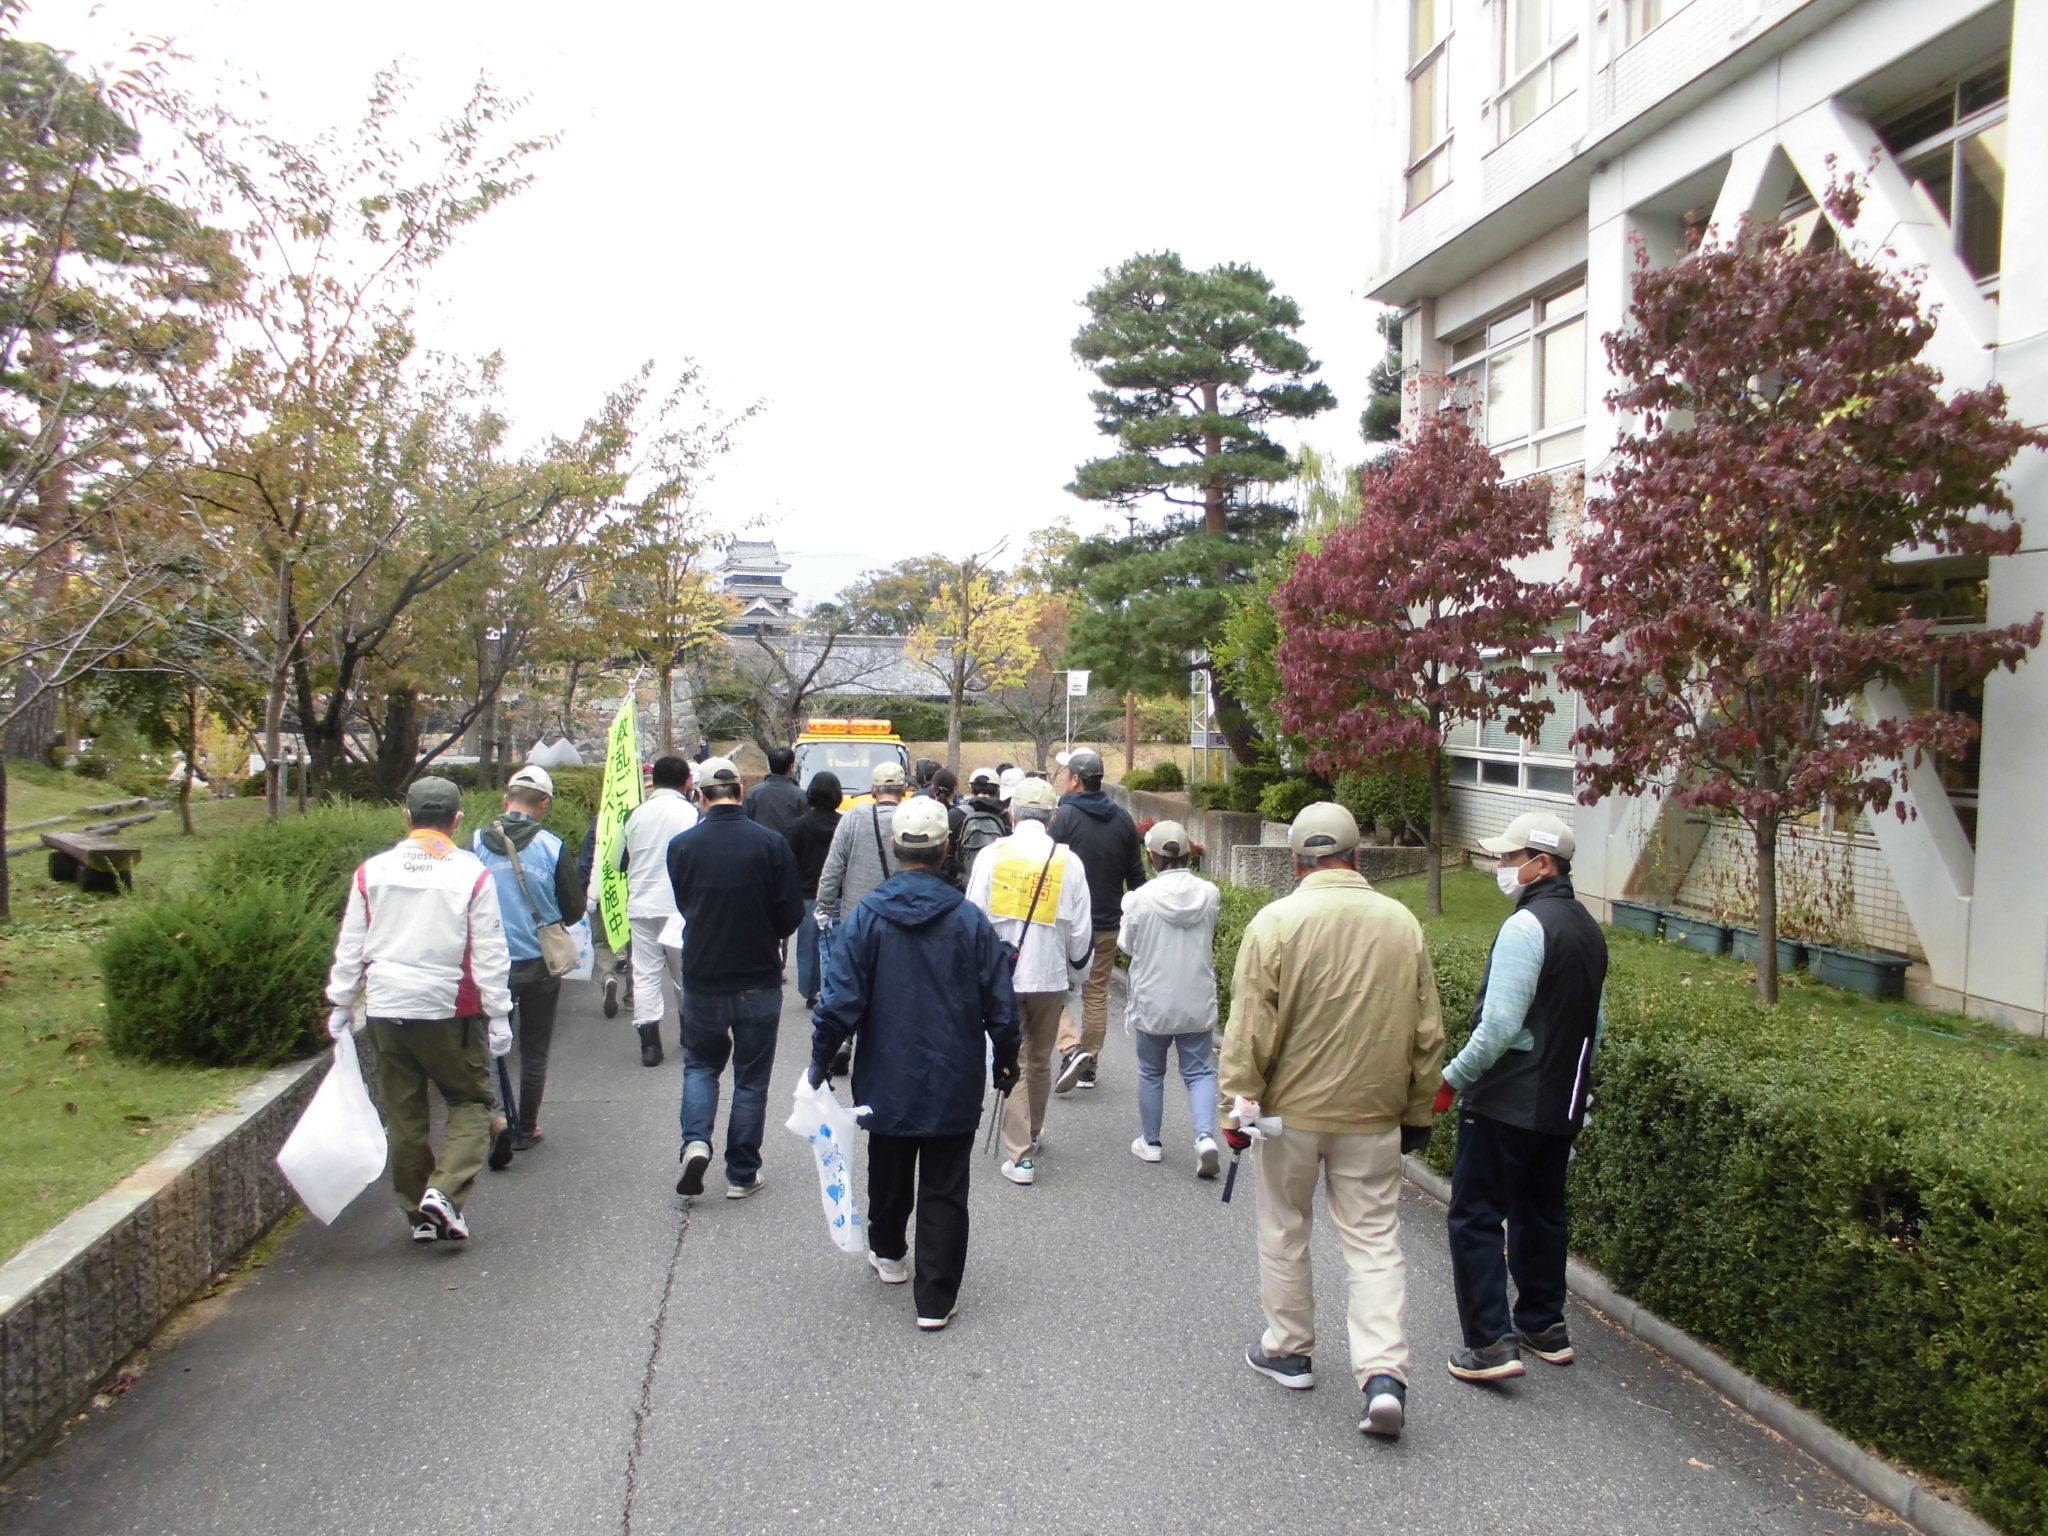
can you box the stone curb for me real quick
[0,1051,327,1479]
[1401,1156,1999,1536]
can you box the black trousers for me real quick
[866,1130,974,1320]
[507,959,561,1135]
[1447,1109,1573,1348]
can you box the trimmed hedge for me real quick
[101,879,332,1067]
[1257,776,1331,824]
[1147,759,1185,791]
[210,801,408,914]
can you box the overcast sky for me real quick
[33,0,1380,607]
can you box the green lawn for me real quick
[0,781,273,1262]
[1384,865,2048,1087]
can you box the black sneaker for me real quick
[602,976,621,1019]
[1360,1374,1406,1437]
[1077,1062,1097,1090]
[677,1140,712,1197]
[1054,1049,1092,1094]
[637,1022,663,1068]
[487,1118,514,1171]
[1448,1337,1526,1382]
[831,1044,852,1079]
[1244,1342,1315,1390]
[1516,1322,1575,1364]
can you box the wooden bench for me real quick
[43,831,143,894]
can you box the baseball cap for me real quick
[406,776,463,818]
[1009,777,1060,813]
[505,764,554,797]
[1478,810,1576,861]
[892,795,951,848]
[696,755,743,790]
[1056,747,1105,780]
[1145,819,1192,858]
[968,766,1000,793]
[869,760,908,790]
[997,766,1025,802]
[1287,801,1362,856]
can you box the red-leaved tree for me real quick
[1275,405,1565,914]
[1562,191,2044,1003]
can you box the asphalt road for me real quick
[0,961,1896,1536]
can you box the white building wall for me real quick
[1368,0,2044,1033]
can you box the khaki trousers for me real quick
[367,1015,494,1219]
[1000,991,1066,1162]
[1254,1125,1409,1387]
[1055,931,1119,1059]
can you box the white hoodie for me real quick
[1117,868,1220,1035]
[325,832,513,1024]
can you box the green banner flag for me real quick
[596,687,642,954]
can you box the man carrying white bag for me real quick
[287,777,514,1244]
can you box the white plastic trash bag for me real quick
[276,1029,387,1224]
[565,917,595,982]
[783,1075,868,1254]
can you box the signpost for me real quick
[1061,669,1090,756]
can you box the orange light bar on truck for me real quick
[802,719,893,736]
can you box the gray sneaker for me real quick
[1361,1374,1407,1437]
[677,1140,712,1197]
[1245,1341,1315,1390]
[726,1174,766,1200]
[1448,1337,1526,1382]
[1516,1322,1575,1364]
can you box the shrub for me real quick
[71,749,111,780]
[1147,758,1185,791]
[1212,877,1275,1030]
[1336,766,1435,840]
[1122,767,1158,793]
[212,802,407,913]
[100,879,333,1067]
[1188,782,1231,811]
[1257,776,1331,824]
[237,772,269,798]
[544,765,603,838]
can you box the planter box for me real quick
[1730,928,1807,972]
[1809,945,1908,1000]
[1608,900,1665,939]
[1662,913,1731,956]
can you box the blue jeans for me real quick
[1134,1029,1219,1145]
[680,985,783,1183]
[797,900,821,1003]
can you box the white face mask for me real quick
[1496,861,1528,899]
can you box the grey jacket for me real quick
[815,799,901,921]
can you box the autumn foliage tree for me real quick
[1275,406,1564,914]
[1561,193,2044,1003]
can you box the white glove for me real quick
[488,1016,513,1058]
[814,905,836,932]
[327,1006,353,1040]
[1231,1096,1262,1129]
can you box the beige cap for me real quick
[968,766,1000,792]
[997,766,1026,801]
[1145,819,1191,857]
[505,764,554,797]
[1478,810,1576,860]
[869,760,908,790]
[892,795,951,847]
[1287,801,1362,856]
[696,755,743,790]
[1009,777,1060,813]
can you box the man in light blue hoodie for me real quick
[473,765,587,1160]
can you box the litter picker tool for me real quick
[1220,1103,1283,1204]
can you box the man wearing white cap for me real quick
[1441,811,1607,1385]
[965,775,1092,1187]
[1222,802,1443,1439]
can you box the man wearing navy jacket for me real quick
[668,756,804,1201]
[810,795,1019,1331]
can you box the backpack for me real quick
[956,806,1006,867]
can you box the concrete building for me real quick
[1366,0,2045,1033]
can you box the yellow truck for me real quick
[792,718,912,809]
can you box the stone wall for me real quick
[0,1053,324,1477]
[1104,783,1436,897]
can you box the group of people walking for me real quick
[323,736,1605,1438]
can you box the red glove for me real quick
[1223,1126,1252,1152]
[1432,1082,1456,1116]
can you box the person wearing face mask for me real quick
[1438,812,1608,1387]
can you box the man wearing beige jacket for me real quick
[1220,803,1444,1440]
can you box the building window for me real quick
[1624,0,1692,45]
[1445,648,1579,797]
[1407,0,1452,209]
[1446,278,1587,477]
[1878,60,2009,289]
[1496,0,1578,142]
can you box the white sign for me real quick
[1067,669,1091,698]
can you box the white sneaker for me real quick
[410,1221,438,1244]
[1130,1137,1163,1163]
[867,1250,909,1284]
[999,1157,1035,1185]
[726,1174,766,1200]
[916,1307,958,1332]
[417,1187,469,1241]
[1196,1136,1221,1179]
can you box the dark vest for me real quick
[1462,877,1607,1137]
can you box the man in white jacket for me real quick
[1117,820,1223,1177]
[966,775,1092,1187]
[618,756,700,1067]
[324,777,513,1244]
